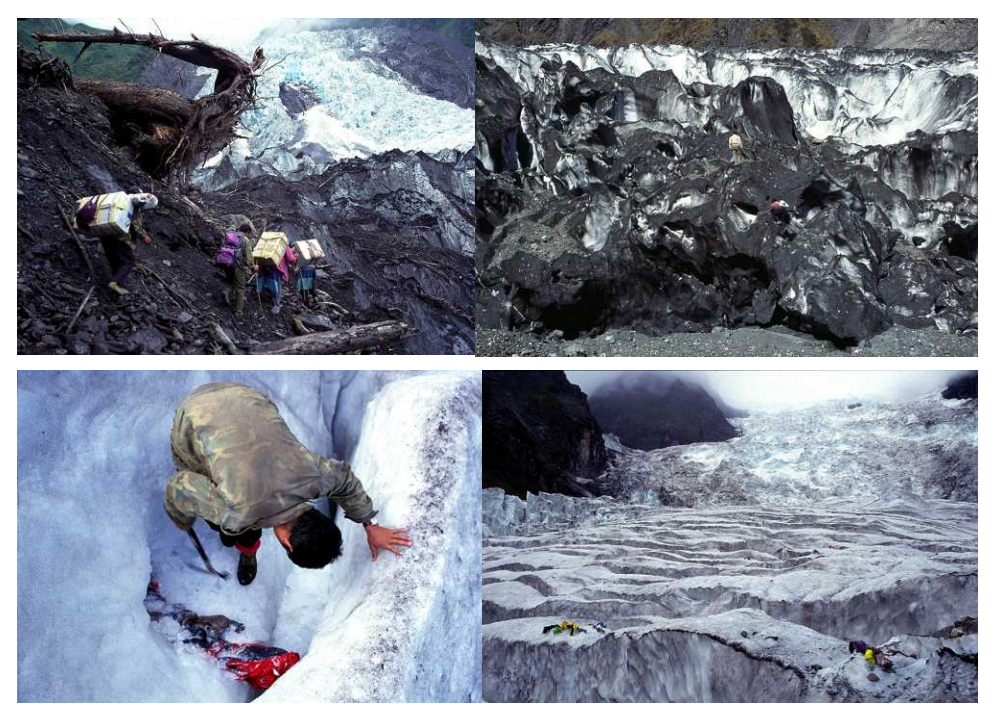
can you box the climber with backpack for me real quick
[74,188,156,296]
[216,220,255,316]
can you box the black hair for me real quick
[287,508,342,569]
[238,222,253,233]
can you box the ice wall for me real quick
[17,370,482,702]
[263,372,482,701]
[478,41,977,147]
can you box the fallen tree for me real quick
[33,28,265,181]
[249,320,416,355]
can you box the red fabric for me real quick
[276,246,297,283]
[236,539,261,555]
[223,652,300,690]
[205,643,301,690]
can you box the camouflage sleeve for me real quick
[164,470,225,528]
[318,457,377,523]
[243,236,256,273]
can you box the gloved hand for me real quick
[142,235,153,245]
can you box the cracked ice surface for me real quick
[478,41,977,147]
[17,370,481,702]
[482,395,977,701]
[200,29,473,184]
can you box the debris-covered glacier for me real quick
[17,370,482,702]
[482,392,977,701]
[475,39,978,351]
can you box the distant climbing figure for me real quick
[729,133,746,164]
[766,196,793,227]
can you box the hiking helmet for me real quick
[286,508,342,569]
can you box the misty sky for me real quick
[566,370,964,410]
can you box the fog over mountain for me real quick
[567,370,962,410]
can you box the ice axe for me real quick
[187,527,230,580]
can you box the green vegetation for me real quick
[18,18,157,82]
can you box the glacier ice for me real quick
[198,28,473,187]
[478,41,977,147]
[17,370,481,702]
[482,393,977,701]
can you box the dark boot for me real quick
[237,551,257,586]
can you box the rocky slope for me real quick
[483,371,607,498]
[589,373,738,450]
[475,38,977,353]
[475,18,978,52]
[482,391,978,701]
[16,47,473,354]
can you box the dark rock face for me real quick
[484,371,608,498]
[279,81,322,115]
[138,54,208,99]
[943,371,978,400]
[475,43,978,347]
[362,27,474,109]
[588,373,738,450]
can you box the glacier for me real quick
[482,392,977,701]
[475,37,978,350]
[197,28,474,188]
[17,370,482,702]
[477,41,978,147]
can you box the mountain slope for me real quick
[475,18,978,51]
[19,19,208,96]
[589,374,738,450]
[483,371,608,498]
[17,49,473,355]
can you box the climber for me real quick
[164,382,412,586]
[766,196,796,235]
[728,132,746,164]
[256,242,297,314]
[542,620,586,637]
[145,580,300,690]
[217,220,255,317]
[295,259,318,308]
[592,621,607,634]
[77,189,156,296]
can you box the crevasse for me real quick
[17,370,482,702]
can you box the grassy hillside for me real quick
[18,18,157,82]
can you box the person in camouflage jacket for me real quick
[165,382,412,585]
